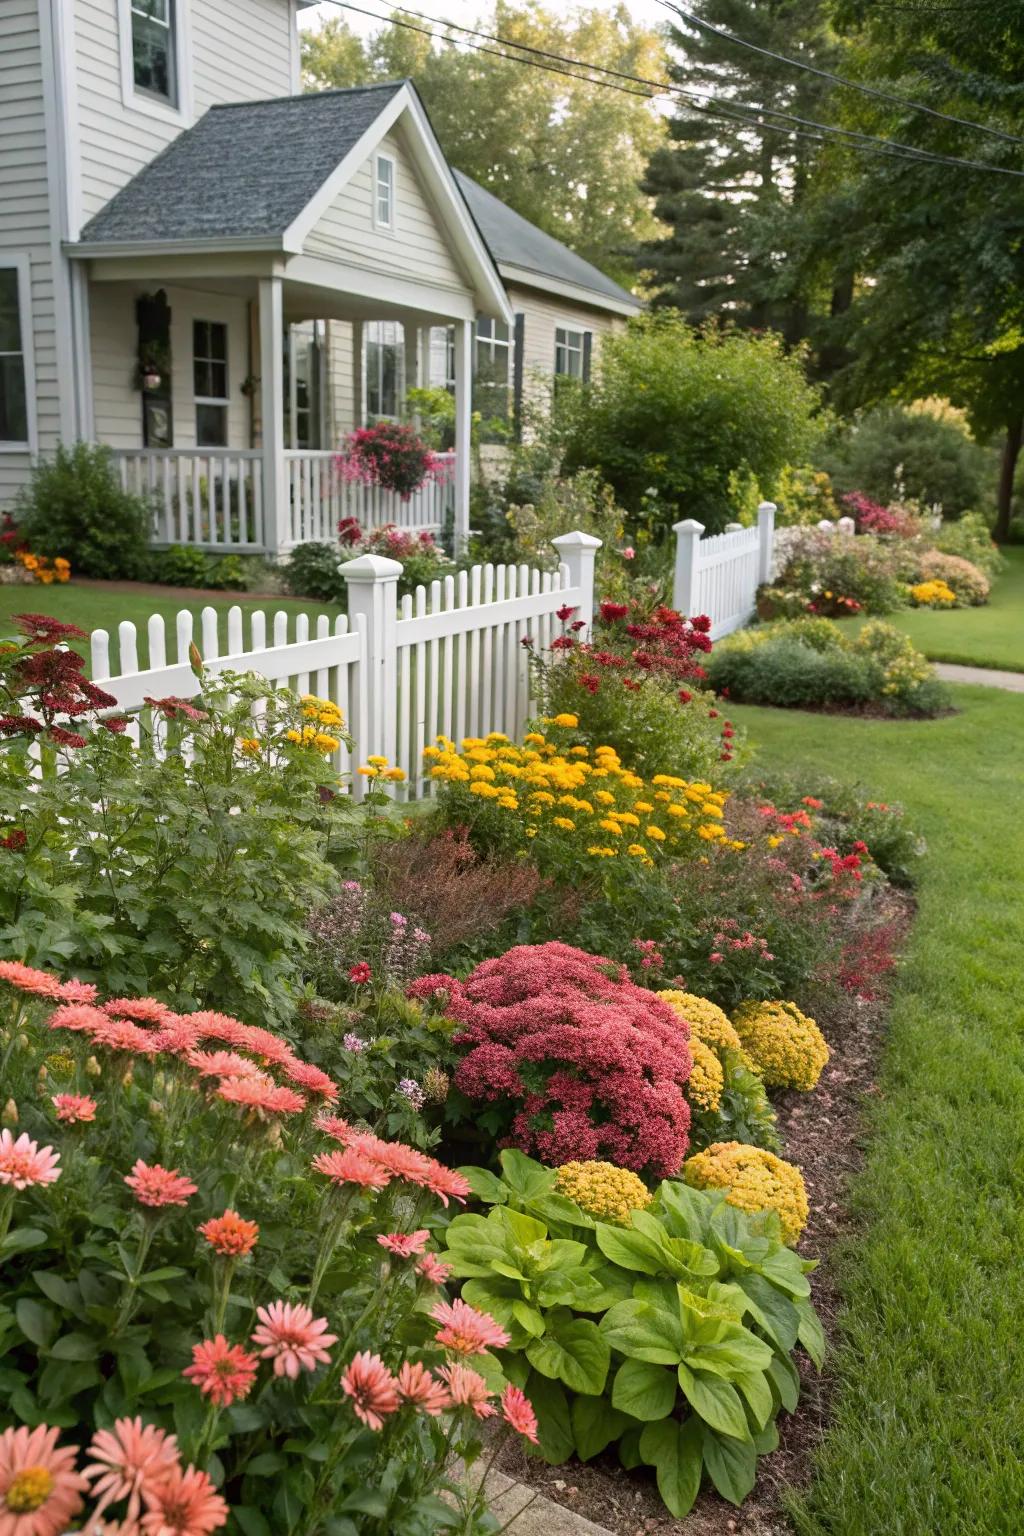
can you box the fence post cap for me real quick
[672,518,706,535]
[551,529,603,551]
[338,553,404,582]
[756,500,777,514]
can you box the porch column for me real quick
[453,316,473,555]
[352,319,364,427]
[259,276,288,557]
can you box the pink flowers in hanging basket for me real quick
[335,422,451,501]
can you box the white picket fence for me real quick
[672,502,776,638]
[89,530,601,799]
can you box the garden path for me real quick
[934,661,1024,691]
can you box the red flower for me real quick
[678,689,692,704]
[598,601,629,622]
[708,709,719,719]
[340,1351,401,1429]
[550,636,575,651]
[689,614,712,633]
[348,962,372,984]
[555,604,578,623]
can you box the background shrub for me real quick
[15,441,152,579]
[917,549,990,605]
[932,510,1004,577]
[821,402,992,517]
[284,541,345,604]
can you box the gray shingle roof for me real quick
[453,171,641,312]
[79,84,405,245]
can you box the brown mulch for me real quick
[496,893,914,1536]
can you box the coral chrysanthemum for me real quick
[215,1078,306,1114]
[340,1352,401,1430]
[50,1093,97,1124]
[250,1301,337,1379]
[124,1160,197,1209]
[501,1384,539,1443]
[83,1416,180,1522]
[0,1130,61,1190]
[281,1060,339,1101]
[197,1210,259,1257]
[140,1461,228,1535]
[437,1363,495,1419]
[377,1229,430,1258]
[0,961,63,998]
[311,1148,391,1191]
[182,1337,259,1408]
[431,1299,510,1355]
[395,1360,451,1415]
[416,1253,452,1285]
[0,1423,87,1536]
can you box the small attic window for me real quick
[375,154,395,230]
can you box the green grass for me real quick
[0,582,341,672]
[727,689,1024,1534]
[871,546,1024,672]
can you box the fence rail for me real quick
[89,530,600,799]
[672,502,775,638]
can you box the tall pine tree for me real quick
[640,0,837,347]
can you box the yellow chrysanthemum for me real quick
[731,1001,829,1092]
[552,816,576,831]
[686,1036,724,1112]
[555,1160,652,1227]
[683,1142,809,1244]
[658,990,757,1073]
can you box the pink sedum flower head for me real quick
[377,1229,430,1259]
[250,1301,337,1379]
[0,1422,88,1536]
[501,1384,540,1443]
[431,1299,510,1355]
[140,1462,228,1535]
[395,1361,451,1416]
[0,1130,61,1190]
[438,1363,496,1419]
[124,1160,197,1209]
[182,1336,258,1408]
[83,1416,180,1522]
[340,1351,401,1430]
[51,1093,96,1124]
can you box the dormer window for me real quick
[131,0,177,106]
[375,154,395,230]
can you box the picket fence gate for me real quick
[89,531,601,800]
[673,502,776,639]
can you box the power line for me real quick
[326,1,1024,179]
[661,1,1024,149]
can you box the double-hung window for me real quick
[474,317,511,421]
[365,321,404,419]
[131,0,177,106]
[554,326,585,380]
[193,320,228,448]
[0,259,33,452]
[374,154,395,230]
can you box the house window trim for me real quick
[554,324,588,381]
[0,255,38,458]
[118,0,193,127]
[193,318,229,449]
[373,152,396,233]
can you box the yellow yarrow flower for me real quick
[732,1000,829,1092]
[684,1142,809,1245]
[686,1037,725,1112]
[554,1160,652,1227]
[552,816,576,831]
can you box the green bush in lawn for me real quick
[822,403,992,517]
[932,511,1005,579]
[284,540,346,604]
[15,441,153,579]
[561,313,823,535]
[443,1149,823,1520]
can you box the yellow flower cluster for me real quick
[554,1160,653,1227]
[16,550,71,585]
[658,990,756,1072]
[285,694,345,754]
[731,1000,829,1092]
[909,578,956,608]
[683,1141,809,1245]
[686,1036,724,1112]
[424,726,740,861]
[358,754,406,783]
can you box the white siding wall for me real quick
[0,1,59,508]
[90,282,251,450]
[305,130,469,299]
[74,0,297,225]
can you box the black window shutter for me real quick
[582,330,593,383]
[512,312,525,441]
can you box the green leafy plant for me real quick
[14,442,153,580]
[443,1150,823,1518]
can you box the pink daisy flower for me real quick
[395,1360,452,1416]
[250,1301,337,1379]
[0,961,63,998]
[51,1093,96,1124]
[187,1051,268,1082]
[0,1130,61,1189]
[103,997,176,1026]
[46,1002,109,1034]
[416,1253,453,1285]
[501,1384,540,1444]
[124,1160,197,1209]
[314,1112,355,1144]
[230,1024,292,1066]
[431,1299,510,1355]
[83,1416,180,1521]
[438,1363,496,1419]
[56,978,99,1003]
[90,1018,161,1055]
[0,1423,88,1536]
[281,1060,339,1101]
[377,1229,430,1259]
[140,1462,228,1535]
[215,1078,305,1114]
[347,1136,432,1184]
[311,1149,391,1191]
[182,1336,258,1408]
[340,1352,400,1430]
[149,1018,202,1055]
[411,1158,472,1208]
[184,1011,250,1047]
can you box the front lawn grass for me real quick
[0,580,341,671]
[874,545,1024,672]
[728,687,1024,1534]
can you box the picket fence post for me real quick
[551,530,602,635]
[339,553,402,768]
[672,518,705,617]
[757,501,777,586]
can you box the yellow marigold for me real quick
[611,811,640,827]
[529,791,556,806]
[469,764,496,781]
[686,1037,724,1113]
[486,732,509,743]
[469,781,500,799]
[524,732,546,745]
[626,844,648,858]
[657,991,754,1070]
[594,790,616,806]
[652,774,685,788]
[598,818,623,836]
[552,713,578,728]
[314,733,340,753]
[587,846,617,858]
[731,1000,829,1092]
[645,825,666,842]
[366,755,389,767]
[667,804,689,818]
[237,738,260,757]
[634,801,654,814]
[702,804,724,820]
[552,816,576,830]
[683,1141,809,1245]
[569,745,589,756]
[554,1160,652,1227]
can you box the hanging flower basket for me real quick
[335,422,451,501]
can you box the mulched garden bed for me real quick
[496,891,914,1535]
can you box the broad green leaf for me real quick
[611,1358,678,1422]
[702,1427,757,1505]
[600,1298,685,1365]
[638,1417,704,1518]
[461,1279,523,1331]
[0,1228,46,1258]
[339,1489,389,1517]
[767,1352,801,1414]
[631,1210,718,1276]
[233,1508,273,1536]
[525,1371,574,1463]
[734,1369,774,1430]
[245,1453,287,1476]
[49,1332,101,1362]
[526,1311,609,1395]
[457,1164,508,1205]
[656,1179,719,1242]
[534,1239,588,1273]
[512,1301,545,1338]
[677,1363,750,1441]
[686,1331,773,1377]
[759,1247,811,1299]
[796,1299,827,1369]
[571,1394,631,1461]
[594,1223,670,1275]
[499,1148,556,1203]
[498,1207,548,1247]
[618,1425,644,1470]
[16,1299,56,1350]
[735,1273,801,1352]
[754,1417,780,1455]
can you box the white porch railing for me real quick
[113,448,456,555]
[672,502,776,639]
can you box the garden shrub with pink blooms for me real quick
[336,422,451,501]
[0,964,539,1534]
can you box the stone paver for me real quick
[935,662,1024,692]
[482,1469,613,1535]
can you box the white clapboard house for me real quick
[1,0,641,553]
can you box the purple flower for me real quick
[398,1078,425,1111]
[343,1033,366,1054]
